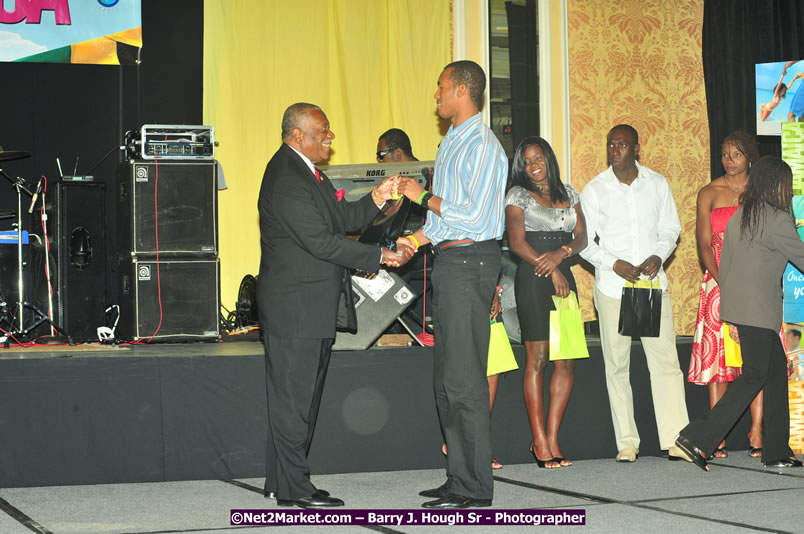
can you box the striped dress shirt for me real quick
[422,113,508,245]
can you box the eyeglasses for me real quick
[376,147,397,160]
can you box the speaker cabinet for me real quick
[117,161,217,256]
[52,182,108,341]
[119,258,220,341]
[333,270,415,351]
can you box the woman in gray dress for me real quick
[505,137,587,468]
[676,156,803,470]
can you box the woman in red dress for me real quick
[689,131,763,458]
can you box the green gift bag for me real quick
[549,290,590,361]
[487,320,518,376]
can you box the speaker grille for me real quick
[119,161,217,256]
[53,182,108,341]
[121,258,220,341]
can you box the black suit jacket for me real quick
[257,143,381,338]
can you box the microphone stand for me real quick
[0,168,32,334]
[0,169,72,346]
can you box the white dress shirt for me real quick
[579,162,681,299]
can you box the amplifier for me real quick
[119,258,220,341]
[125,124,215,161]
[333,270,415,351]
[117,161,217,256]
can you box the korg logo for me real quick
[135,166,149,182]
[366,170,386,177]
[138,265,151,281]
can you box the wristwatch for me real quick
[420,192,434,210]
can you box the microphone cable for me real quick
[141,148,164,343]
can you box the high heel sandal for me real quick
[529,444,560,469]
[674,435,709,472]
[708,447,728,460]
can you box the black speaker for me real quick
[51,182,109,341]
[332,271,415,350]
[117,161,217,256]
[119,258,220,341]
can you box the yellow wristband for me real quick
[407,235,420,251]
[417,190,429,205]
[372,189,381,203]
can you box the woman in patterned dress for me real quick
[689,130,763,458]
[505,137,587,468]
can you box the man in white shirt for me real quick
[580,124,689,463]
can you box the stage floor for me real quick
[0,337,756,490]
[0,453,801,533]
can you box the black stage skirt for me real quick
[514,231,577,342]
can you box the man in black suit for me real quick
[258,103,412,508]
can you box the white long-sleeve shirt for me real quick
[579,162,681,299]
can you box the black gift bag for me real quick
[336,269,358,333]
[618,279,662,337]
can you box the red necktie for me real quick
[314,168,321,183]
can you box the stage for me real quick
[1,455,802,533]
[0,337,756,489]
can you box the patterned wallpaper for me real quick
[567,0,709,335]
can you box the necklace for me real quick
[723,176,745,205]
[533,184,550,195]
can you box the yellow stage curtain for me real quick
[567,0,709,334]
[203,0,450,311]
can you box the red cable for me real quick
[39,176,56,332]
[0,327,28,347]
[417,250,434,346]
[143,150,164,343]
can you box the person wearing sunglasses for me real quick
[376,128,418,162]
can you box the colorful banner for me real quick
[783,123,804,322]
[783,122,804,196]
[0,0,141,65]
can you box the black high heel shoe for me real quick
[529,444,560,469]
[674,435,709,472]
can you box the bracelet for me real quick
[495,285,503,296]
[407,235,420,251]
[420,192,434,209]
[417,190,429,205]
[561,245,572,258]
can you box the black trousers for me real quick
[431,240,501,500]
[262,334,333,499]
[680,324,792,462]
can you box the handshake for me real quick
[373,174,429,269]
[381,236,418,268]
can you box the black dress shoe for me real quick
[764,458,803,468]
[422,495,492,509]
[271,488,329,501]
[277,490,344,509]
[419,482,449,498]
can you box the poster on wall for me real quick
[756,60,804,136]
[784,324,804,382]
[782,123,804,328]
[0,0,141,65]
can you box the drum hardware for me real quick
[0,149,31,162]
[0,163,71,345]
